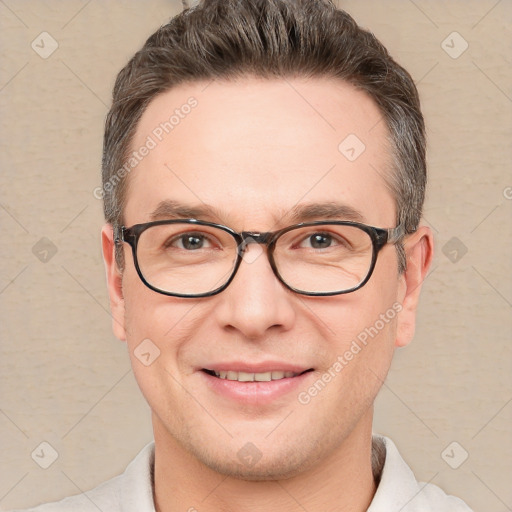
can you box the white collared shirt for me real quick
[14,436,473,512]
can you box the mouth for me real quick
[201,368,314,382]
[199,365,316,404]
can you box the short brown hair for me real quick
[102,0,426,271]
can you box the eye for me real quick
[299,232,340,249]
[169,232,214,250]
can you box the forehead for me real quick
[124,77,395,228]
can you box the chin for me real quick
[185,434,325,482]
[202,453,311,481]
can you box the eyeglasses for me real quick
[115,219,405,298]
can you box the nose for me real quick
[212,243,296,339]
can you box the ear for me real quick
[395,225,434,348]
[101,224,127,342]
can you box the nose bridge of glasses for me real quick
[238,231,273,251]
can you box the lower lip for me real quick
[200,371,313,405]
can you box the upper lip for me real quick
[201,362,313,373]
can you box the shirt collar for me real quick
[120,442,156,512]
[368,435,433,511]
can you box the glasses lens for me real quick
[273,224,374,294]
[136,223,238,295]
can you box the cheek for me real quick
[330,304,398,379]
[323,275,401,353]
[121,266,181,341]
[319,260,402,388]
[121,287,184,422]
[122,272,155,341]
[121,270,205,377]
[328,309,398,415]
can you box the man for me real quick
[17,0,473,510]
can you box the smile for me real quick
[202,368,313,382]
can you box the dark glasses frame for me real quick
[115,218,406,298]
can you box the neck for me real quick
[153,412,377,512]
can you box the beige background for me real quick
[1,1,511,510]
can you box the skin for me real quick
[102,77,433,512]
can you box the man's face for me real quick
[104,77,419,479]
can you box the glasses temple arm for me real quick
[387,224,410,244]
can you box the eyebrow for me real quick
[149,200,366,225]
[284,202,365,224]
[150,200,221,221]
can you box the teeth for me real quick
[213,370,299,381]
